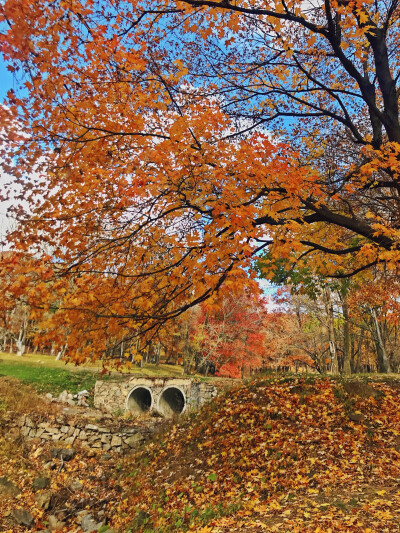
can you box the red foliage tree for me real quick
[192,289,268,378]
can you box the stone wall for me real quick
[13,413,161,453]
[5,378,232,454]
[94,377,228,415]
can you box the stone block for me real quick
[34,490,52,510]
[0,477,21,497]
[32,477,50,492]
[124,434,142,447]
[47,514,65,530]
[50,448,76,461]
[12,509,35,528]
[111,436,122,447]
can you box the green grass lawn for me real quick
[0,351,186,398]
[0,356,100,396]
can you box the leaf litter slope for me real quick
[1,377,400,532]
[118,377,400,532]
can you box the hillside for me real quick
[1,375,400,531]
[116,376,400,532]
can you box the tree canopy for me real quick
[1,0,399,359]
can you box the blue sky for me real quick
[0,56,18,241]
[0,56,14,100]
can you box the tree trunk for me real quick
[342,297,351,375]
[56,344,67,360]
[154,343,161,366]
[324,288,338,374]
[143,341,151,363]
[16,324,26,356]
[352,327,365,373]
[182,323,195,374]
[371,308,392,373]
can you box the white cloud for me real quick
[0,170,20,248]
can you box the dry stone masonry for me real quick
[15,412,160,452]
[94,377,226,416]
[7,378,231,454]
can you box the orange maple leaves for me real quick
[1,0,400,360]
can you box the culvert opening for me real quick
[127,386,153,415]
[158,386,186,417]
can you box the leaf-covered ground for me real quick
[0,378,123,532]
[117,376,400,532]
[2,376,400,532]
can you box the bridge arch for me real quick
[158,386,186,417]
[126,386,153,415]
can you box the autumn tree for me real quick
[156,283,268,376]
[267,272,400,374]
[0,251,53,355]
[193,289,268,378]
[1,0,400,364]
[348,275,400,372]
[260,307,315,372]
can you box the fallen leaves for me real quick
[115,376,400,531]
[2,376,400,531]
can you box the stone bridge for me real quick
[94,377,229,417]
